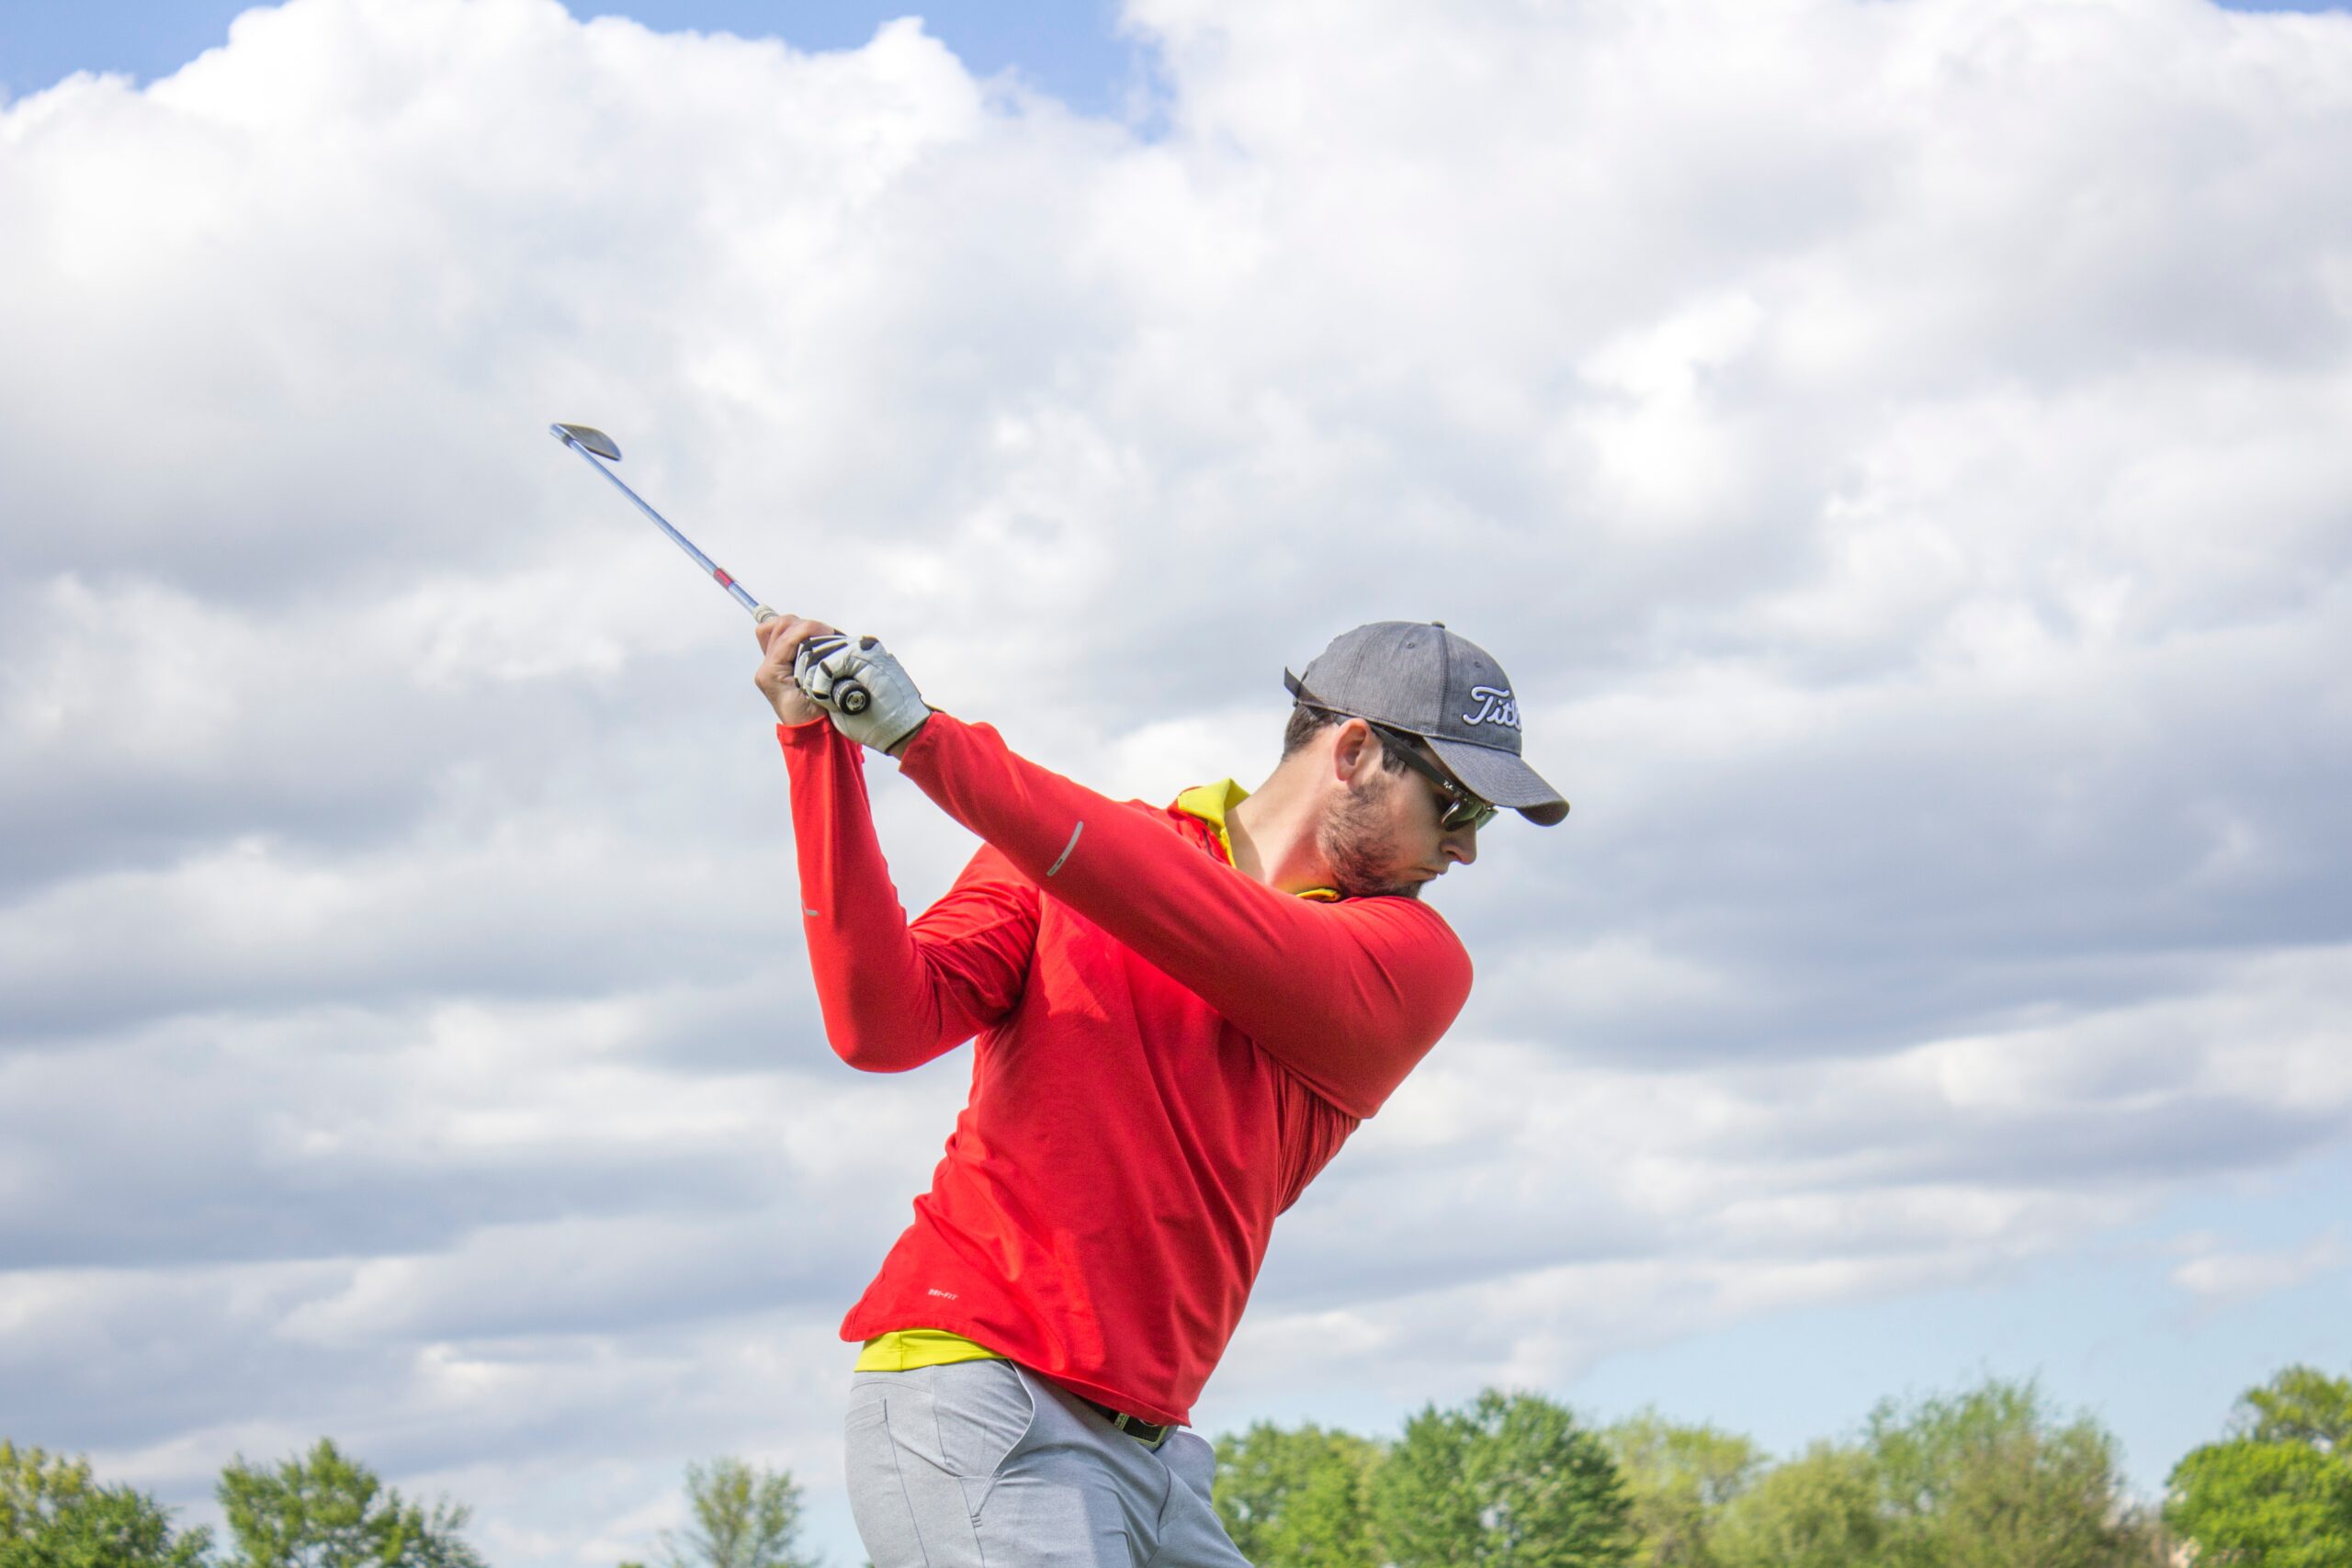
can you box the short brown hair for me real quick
[1281,705,1417,771]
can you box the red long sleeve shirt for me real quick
[779,712,1473,1427]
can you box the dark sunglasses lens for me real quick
[1374,722,1495,831]
[1442,795,1497,831]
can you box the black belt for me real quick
[1078,1395,1172,1448]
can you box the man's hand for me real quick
[754,614,839,727]
[794,633,933,756]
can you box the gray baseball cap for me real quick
[1285,621,1568,825]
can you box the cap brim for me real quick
[1426,737,1569,826]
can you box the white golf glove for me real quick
[793,633,932,754]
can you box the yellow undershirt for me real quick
[1173,778,1340,900]
[855,1326,1004,1371]
[855,779,1331,1374]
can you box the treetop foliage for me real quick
[215,1438,486,1568]
[2168,1363,2352,1567]
[1214,1420,1382,1567]
[2240,1364,2352,1454]
[1859,1379,2152,1568]
[651,1458,815,1568]
[10,1359,2348,1566]
[1216,1376,2165,1568]
[1,1440,212,1568]
[1601,1412,1762,1567]
[1707,1440,1885,1568]
[1374,1389,1634,1567]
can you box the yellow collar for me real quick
[1174,779,1340,901]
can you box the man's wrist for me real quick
[775,712,835,748]
[884,713,933,760]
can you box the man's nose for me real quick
[1442,826,1478,866]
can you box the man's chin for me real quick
[1335,871,1425,901]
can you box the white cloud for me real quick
[4,0,2350,1560]
[2169,1230,2350,1308]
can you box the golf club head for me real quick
[550,423,622,461]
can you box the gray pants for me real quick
[844,1359,1251,1567]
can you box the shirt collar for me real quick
[1173,779,1340,901]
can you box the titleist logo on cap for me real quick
[1462,686,1520,730]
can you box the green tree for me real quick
[1713,1379,2155,1568]
[216,1438,484,1568]
[2167,1365,2352,1567]
[653,1459,814,1568]
[2243,1365,2352,1453]
[1,1440,212,1568]
[1862,1378,2153,1568]
[2168,1440,2352,1567]
[1371,1388,1633,1567]
[1213,1420,1382,1567]
[1602,1412,1761,1567]
[1712,1443,1886,1568]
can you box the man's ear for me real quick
[1330,718,1380,785]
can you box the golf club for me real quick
[548,423,778,625]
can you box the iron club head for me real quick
[549,423,622,462]
[547,419,778,624]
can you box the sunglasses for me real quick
[1363,719,1499,833]
[1291,684,1500,832]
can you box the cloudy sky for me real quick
[4,0,2349,1562]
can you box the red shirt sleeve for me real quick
[778,718,1038,1072]
[893,714,1473,1118]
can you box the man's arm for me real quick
[895,715,1472,1119]
[759,618,1036,1073]
[779,719,1038,1071]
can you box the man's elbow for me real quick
[829,1030,933,1073]
[818,998,954,1072]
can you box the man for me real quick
[752,616,1567,1568]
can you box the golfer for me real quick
[754,616,1567,1568]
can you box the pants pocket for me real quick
[930,1360,1039,1483]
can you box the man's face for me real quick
[1317,733,1483,900]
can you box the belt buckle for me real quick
[1108,1409,1170,1450]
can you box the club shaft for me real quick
[561,440,765,617]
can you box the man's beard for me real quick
[1317,774,1423,901]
